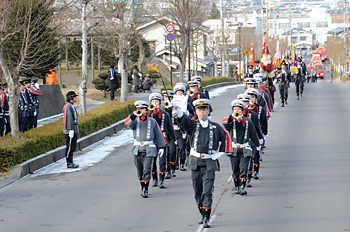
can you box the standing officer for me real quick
[19,80,29,132]
[149,93,176,189]
[1,83,10,135]
[29,79,42,128]
[23,78,36,130]
[222,100,259,195]
[0,84,4,136]
[295,57,307,99]
[245,88,267,179]
[276,60,292,107]
[174,98,232,228]
[191,76,210,99]
[63,91,80,169]
[108,64,120,101]
[244,65,254,79]
[125,100,167,198]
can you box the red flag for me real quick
[260,39,274,77]
[249,42,255,66]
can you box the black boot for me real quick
[285,97,288,105]
[202,208,211,228]
[253,164,260,179]
[152,171,158,187]
[247,172,252,187]
[234,178,240,194]
[140,182,148,198]
[171,169,176,177]
[281,99,284,107]
[240,179,247,195]
[164,171,171,179]
[198,205,204,224]
[67,157,79,168]
[159,173,166,189]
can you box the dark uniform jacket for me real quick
[243,108,264,140]
[250,103,268,136]
[18,90,29,118]
[151,109,176,143]
[177,114,232,171]
[244,72,254,79]
[295,63,307,81]
[276,69,292,85]
[29,87,42,117]
[199,87,210,99]
[1,93,9,121]
[222,116,259,157]
[63,102,79,134]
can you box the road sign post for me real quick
[166,24,175,85]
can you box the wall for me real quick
[37,84,65,120]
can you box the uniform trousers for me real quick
[295,78,304,95]
[229,151,250,180]
[279,84,289,101]
[65,133,77,159]
[168,139,177,170]
[151,147,167,178]
[134,152,152,181]
[5,116,10,135]
[19,117,27,133]
[0,118,4,136]
[253,149,260,172]
[191,165,215,208]
[176,130,187,165]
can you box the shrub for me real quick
[0,100,135,171]
[341,75,349,82]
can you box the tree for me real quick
[209,3,220,20]
[0,0,60,138]
[207,30,221,77]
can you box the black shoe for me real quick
[159,181,166,189]
[67,162,79,168]
[247,179,252,187]
[180,164,186,171]
[285,101,288,105]
[281,103,285,107]
[175,164,179,170]
[240,186,247,195]
[253,172,259,180]
[297,96,300,100]
[198,215,204,224]
[301,93,303,97]
[203,217,210,228]
[141,189,148,198]
[164,171,171,179]
[152,180,158,187]
[235,187,240,194]
[171,170,176,177]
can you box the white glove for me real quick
[273,79,277,85]
[174,140,178,145]
[34,83,40,88]
[69,130,74,138]
[158,149,164,157]
[259,139,264,145]
[290,82,293,86]
[256,146,261,151]
[264,134,268,140]
[172,106,183,118]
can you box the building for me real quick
[281,28,316,50]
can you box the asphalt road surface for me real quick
[1,74,350,232]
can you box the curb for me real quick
[1,81,240,188]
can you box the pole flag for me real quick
[249,42,255,66]
[273,40,282,68]
[260,39,274,77]
[290,43,299,74]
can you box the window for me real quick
[316,22,328,28]
[297,22,310,28]
[291,36,297,43]
[300,36,307,41]
[279,23,291,29]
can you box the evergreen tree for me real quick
[209,3,220,19]
[3,0,60,79]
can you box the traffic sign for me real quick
[244,48,250,56]
[166,24,175,33]
[166,33,175,42]
[245,56,249,63]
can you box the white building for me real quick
[281,28,316,50]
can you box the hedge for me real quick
[161,76,235,91]
[0,100,135,171]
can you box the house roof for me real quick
[281,28,313,36]
[327,27,350,35]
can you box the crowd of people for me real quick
[0,78,42,135]
[123,54,311,229]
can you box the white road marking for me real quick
[195,215,217,232]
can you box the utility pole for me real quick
[220,0,226,76]
[289,5,292,51]
[91,36,94,80]
[239,23,242,80]
[266,0,269,38]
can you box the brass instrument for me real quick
[164,101,171,109]
[233,111,243,119]
[148,103,155,111]
[189,90,195,96]
[136,109,142,116]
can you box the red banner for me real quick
[260,40,274,76]
[249,42,255,66]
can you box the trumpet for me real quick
[233,111,243,119]
[148,103,155,111]
[136,109,142,116]
[164,101,171,109]
[189,90,195,96]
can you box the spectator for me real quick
[233,67,238,81]
[108,64,120,101]
[142,75,153,92]
[133,65,141,93]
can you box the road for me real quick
[1,74,350,232]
